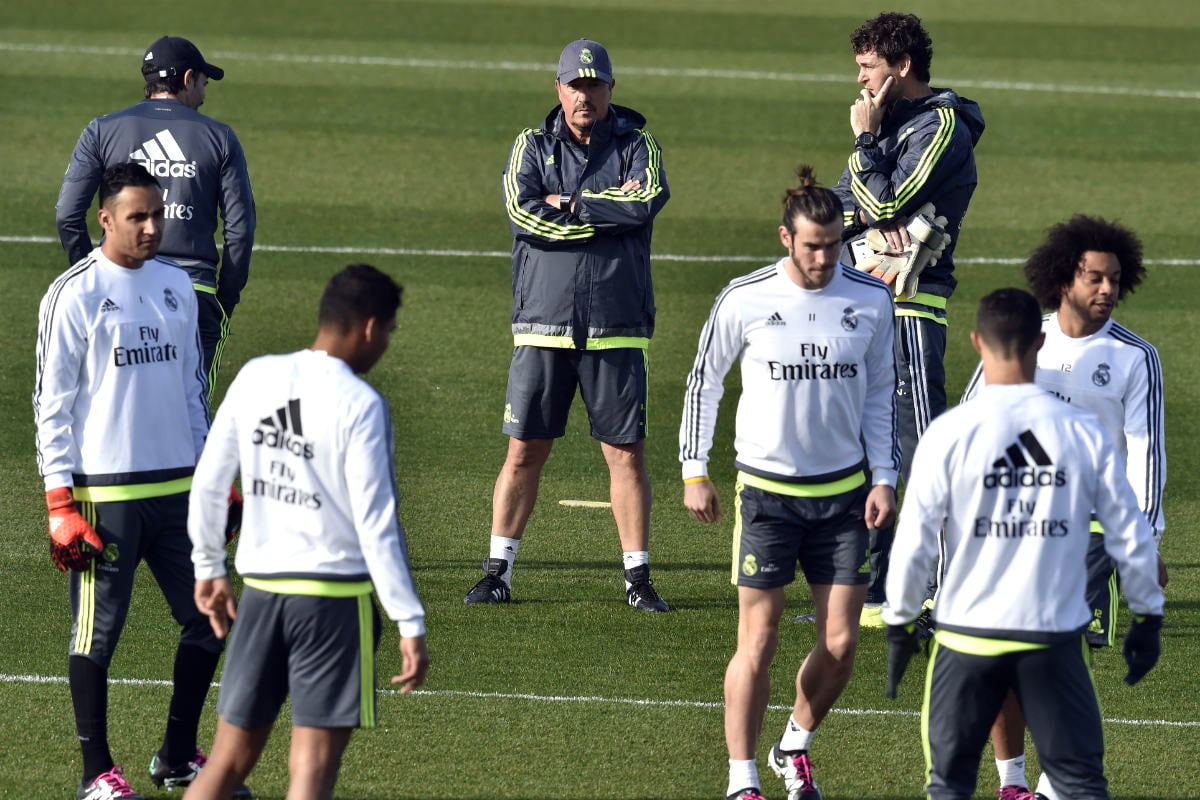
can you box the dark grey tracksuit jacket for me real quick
[501,103,669,351]
[55,98,256,314]
[834,87,986,303]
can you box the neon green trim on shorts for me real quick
[933,629,1050,656]
[736,469,865,498]
[192,283,217,295]
[357,594,377,728]
[731,479,746,586]
[73,477,192,502]
[243,577,373,597]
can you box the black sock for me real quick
[159,644,220,765]
[69,655,112,784]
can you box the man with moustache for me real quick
[464,38,671,611]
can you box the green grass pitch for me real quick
[2,1,1198,797]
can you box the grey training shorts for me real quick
[502,346,647,444]
[217,583,382,730]
[731,480,871,588]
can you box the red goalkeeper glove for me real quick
[47,487,103,572]
[226,484,243,543]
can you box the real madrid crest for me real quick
[579,48,593,65]
[1092,361,1111,387]
[163,287,178,312]
[841,305,858,331]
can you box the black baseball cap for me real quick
[142,36,224,81]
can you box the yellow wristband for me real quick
[683,476,711,485]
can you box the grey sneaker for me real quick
[625,565,669,612]
[464,558,512,604]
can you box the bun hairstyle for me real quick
[782,164,842,232]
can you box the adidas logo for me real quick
[766,311,786,326]
[251,398,315,458]
[983,430,1065,488]
[130,129,198,178]
[100,298,121,313]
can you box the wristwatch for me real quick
[854,132,878,150]
[558,193,572,211]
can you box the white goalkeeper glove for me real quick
[854,202,950,299]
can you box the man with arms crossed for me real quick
[57,35,256,398]
[961,217,1167,799]
[464,38,670,611]
[884,288,1164,800]
[184,264,428,799]
[833,12,985,622]
[681,166,899,800]
[35,163,231,799]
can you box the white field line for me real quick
[1,41,1197,102]
[4,235,1198,267]
[3,672,1197,727]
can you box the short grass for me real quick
[2,2,1198,798]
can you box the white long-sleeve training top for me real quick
[963,313,1166,536]
[188,349,425,637]
[34,248,208,495]
[883,383,1164,640]
[680,259,900,487]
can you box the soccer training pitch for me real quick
[2,1,1198,797]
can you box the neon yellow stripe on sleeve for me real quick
[504,130,596,241]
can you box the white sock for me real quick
[489,536,520,587]
[1035,772,1060,800]
[727,759,760,796]
[996,754,1026,787]
[779,716,814,752]
[623,550,648,588]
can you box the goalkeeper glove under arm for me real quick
[856,202,951,299]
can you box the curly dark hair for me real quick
[1023,215,1145,309]
[851,12,933,83]
[781,164,842,232]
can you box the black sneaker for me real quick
[464,558,512,604]
[148,748,252,797]
[625,565,669,612]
